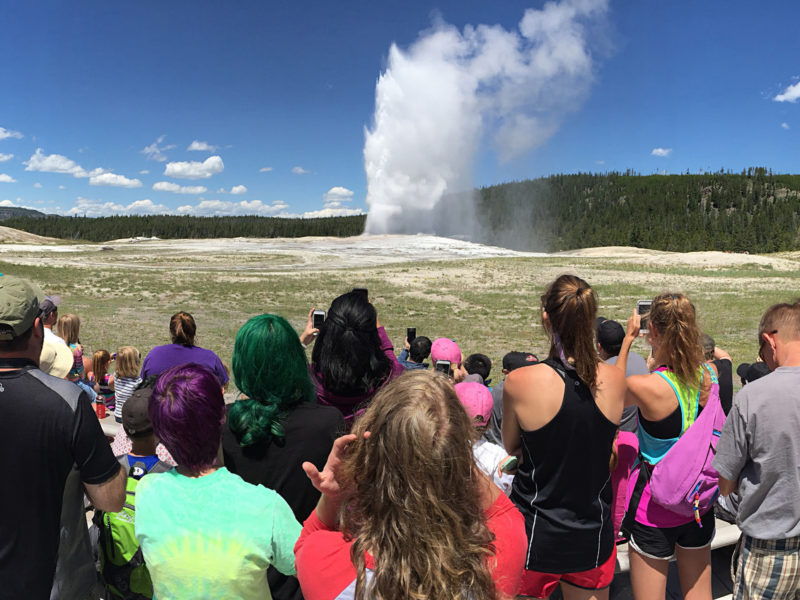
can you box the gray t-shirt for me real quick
[713,366,800,539]
[607,352,649,433]
[485,381,504,447]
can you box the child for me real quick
[119,384,171,475]
[454,381,515,495]
[56,313,98,403]
[96,384,171,600]
[88,350,116,414]
[56,313,84,381]
[113,346,142,424]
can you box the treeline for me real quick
[475,168,800,252]
[2,214,367,242]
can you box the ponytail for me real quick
[649,293,703,387]
[169,311,196,346]
[541,274,599,390]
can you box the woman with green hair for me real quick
[222,313,344,600]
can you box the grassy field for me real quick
[7,238,798,394]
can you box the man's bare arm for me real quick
[718,475,738,497]
[85,465,126,513]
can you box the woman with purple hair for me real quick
[134,363,301,599]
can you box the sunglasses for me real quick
[758,330,778,362]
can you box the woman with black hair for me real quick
[300,291,403,429]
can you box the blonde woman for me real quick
[617,293,716,600]
[295,370,527,600]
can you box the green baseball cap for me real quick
[0,275,43,341]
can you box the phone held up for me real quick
[637,300,652,335]
[406,327,416,342]
[312,309,326,331]
[499,456,519,474]
[434,360,451,375]
[352,287,368,301]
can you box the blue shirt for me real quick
[397,349,428,370]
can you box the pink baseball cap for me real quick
[431,338,462,366]
[454,381,493,427]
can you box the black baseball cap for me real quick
[502,351,538,371]
[736,362,770,385]
[122,384,155,437]
[597,318,625,352]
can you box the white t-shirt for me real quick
[473,439,514,496]
[44,327,67,346]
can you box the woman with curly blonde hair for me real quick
[617,292,716,600]
[294,370,527,600]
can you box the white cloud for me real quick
[259,166,273,173]
[164,155,224,179]
[0,198,36,210]
[322,186,355,208]
[774,82,800,103]
[218,184,248,195]
[291,166,310,175]
[651,147,672,157]
[33,182,42,188]
[781,122,790,130]
[301,207,365,218]
[292,186,365,218]
[139,169,150,175]
[187,140,218,152]
[0,174,16,183]
[58,185,66,190]
[596,160,605,165]
[0,153,13,162]
[141,135,176,162]
[89,172,142,188]
[176,199,289,216]
[24,148,108,178]
[66,196,171,217]
[152,181,208,194]
[0,127,23,140]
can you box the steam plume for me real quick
[364,0,608,236]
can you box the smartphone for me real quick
[312,309,325,330]
[434,360,451,375]
[637,300,652,335]
[407,327,416,342]
[352,287,368,300]
[499,456,519,473]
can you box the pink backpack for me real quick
[647,366,726,524]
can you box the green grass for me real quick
[6,247,798,395]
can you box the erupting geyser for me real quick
[363,0,609,237]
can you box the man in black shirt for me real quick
[0,276,125,599]
[700,333,734,414]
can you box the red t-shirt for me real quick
[294,492,527,600]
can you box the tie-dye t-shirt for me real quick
[135,467,301,600]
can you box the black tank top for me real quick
[510,359,618,573]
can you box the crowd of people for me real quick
[1,273,798,600]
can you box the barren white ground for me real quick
[1,227,798,273]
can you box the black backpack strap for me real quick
[621,462,650,538]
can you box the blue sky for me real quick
[1,1,799,220]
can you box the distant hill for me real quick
[5,168,800,252]
[0,214,367,242]
[0,207,46,220]
[474,168,800,252]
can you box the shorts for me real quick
[733,534,800,600]
[518,544,616,599]
[626,509,715,560]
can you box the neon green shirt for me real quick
[135,467,301,600]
